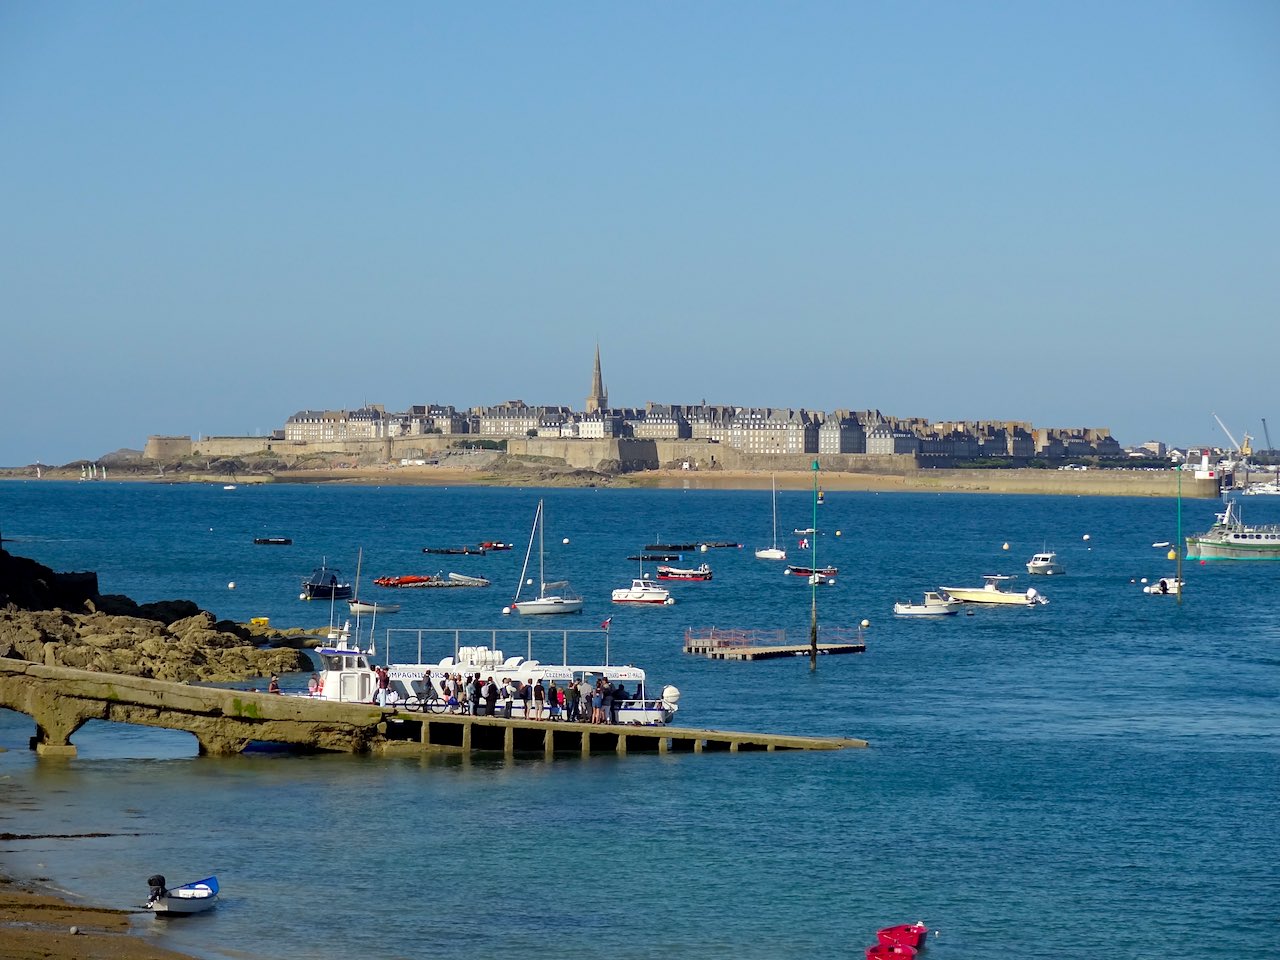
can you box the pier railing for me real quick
[683,627,787,648]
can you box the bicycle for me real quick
[402,682,449,714]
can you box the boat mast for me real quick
[809,460,819,672]
[771,474,778,549]
[513,499,539,604]
[538,499,546,599]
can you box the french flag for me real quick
[600,617,613,630]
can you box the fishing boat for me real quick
[611,577,676,605]
[423,546,487,555]
[147,875,219,915]
[656,563,713,581]
[893,591,962,616]
[939,575,1047,606]
[310,627,681,724]
[447,572,491,587]
[1142,576,1183,595]
[300,561,353,601]
[645,542,697,552]
[510,499,583,615]
[697,541,742,549]
[253,537,293,545]
[479,541,513,550]
[755,475,786,560]
[628,553,682,562]
[1185,499,1280,560]
[1026,550,1066,575]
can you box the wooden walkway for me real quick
[683,627,866,660]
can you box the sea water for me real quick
[0,481,1277,960]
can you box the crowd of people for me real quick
[417,671,635,723]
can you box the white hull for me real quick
[1026,552,1066,575]
[514,597,584,615]
[941,586,1042,606]
[612,579,675,604]
[149,877,218,915]
[755,547,787,560]
[348,600,401,615]
[894,590,962,616]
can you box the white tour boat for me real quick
[893,591,963,616]
[611,577,676,605]
[938,575,1047,606]
[308,627,680,725]
[1026,551,1066,575]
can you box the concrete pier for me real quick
[0,659,866,757]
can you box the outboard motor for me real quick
[147,874,167,905]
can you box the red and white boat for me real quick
[479,541,513,551]
[611,578,675,605]
[877,923,929,950]
[374,574,443,588]
[656,563,713,581]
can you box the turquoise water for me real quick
[1,481,1278,960]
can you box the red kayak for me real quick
[866,945,915,960]
[877,923,929,950]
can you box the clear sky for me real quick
[2,1,1277,465]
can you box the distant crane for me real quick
[1264,417,1274,456]
[1213,413,1251,458]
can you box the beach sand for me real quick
[0,876,197,960]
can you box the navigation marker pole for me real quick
[1176,464,1184,606]
[810,459,819,672]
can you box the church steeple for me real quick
[586,344,608,413]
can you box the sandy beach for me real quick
[0,875,197,960]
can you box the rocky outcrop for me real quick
[0,548,311,682]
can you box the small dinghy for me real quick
[865,945,915,959]
[894,592,961,616]
[147,874,219,915]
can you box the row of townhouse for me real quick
[284,403,1124,459]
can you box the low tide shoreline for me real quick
[1,464,1214,497]
[0,873,199,960]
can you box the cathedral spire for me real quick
[586,343,608,413]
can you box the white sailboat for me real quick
[510,499,583,615]
[755,475,787,560]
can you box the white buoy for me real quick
[526,577,534,586]
[860,619,870,629]
[1083,533,1091,541]
[1002,542,1009,550]
[1140,577,1148,584]
[562,537,570,545]
[502,606,511,615]
[227,581,236,590]
[298,592,307,600]
[701,543,709,552]
[835,530,842,537]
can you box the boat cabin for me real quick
[314,639,378,703]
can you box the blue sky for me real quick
[2,1,1277,464]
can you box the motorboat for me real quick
[755,475,787,560]
[645,542,697,552]
[1185,499,1280,560]
[1142,576,1183,595]
[612,578,676,605]
[300,561,352,601]
[147,875,219,915]
[808,572,836,585]
[348,598,401,615]
[310,627,681,724]
[1242,480,1280,495]
[628,553,683,562]
[423,546,487,555]
[785,564,838,578]
[939,575,1047,606]
[479,541,513,550]
[656,563,713,581]
[510,499,584,615]
[877,923,929,950]
[893,591,962,616]
[253,537,292,545]
[1026,550,1066,575]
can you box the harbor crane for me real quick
[1213,413,1252,458]
[1264,417,1274,456]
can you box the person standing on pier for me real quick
[484,676,499,716]
[565,681,580,721]
[532,679,546,720]
[520,679,533,719]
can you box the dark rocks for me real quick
[0,547,311,682]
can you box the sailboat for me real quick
[347,547,401,615]
[511,499,584,615]
[755,475,787,560]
